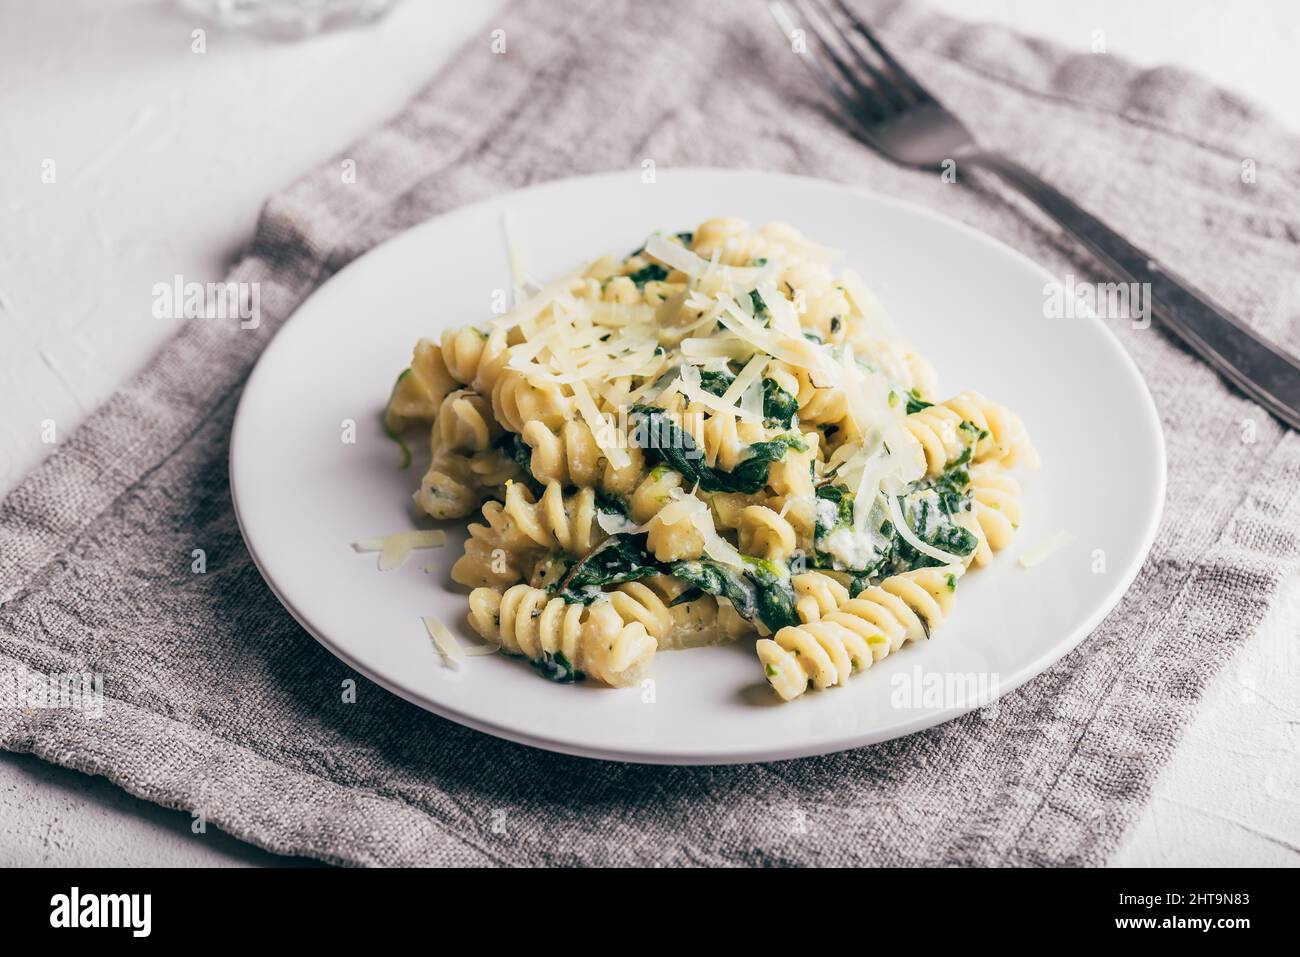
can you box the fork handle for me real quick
[966,151,1300,430]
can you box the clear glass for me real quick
[179,0,401,39]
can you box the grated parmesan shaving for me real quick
[720,354,768,409]
[644,235,766,288]
[423,616,502,662]
[422,616,466,664]
[681,335,750,361]
[502,212,528,305]
[491,265,585,330]
[353,530,447,571]
[596,508,641,536]
[674,376,763,423]
[757,280,801,337]
[1018,530,1076,568]
[719,299,814,369]
[572,380,632,470]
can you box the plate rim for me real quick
[230,165,1168,765]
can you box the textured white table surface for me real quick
[1,0,1297,867]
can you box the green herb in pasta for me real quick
[626,263,669,287]
[666,556,797,634]
[629,405,803,495]
[531,650,584,683]
[382,368,414,469]
[553,534,659,604]
[762,378,799,429]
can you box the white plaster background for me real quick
[1,0,1297,866]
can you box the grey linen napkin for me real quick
[3,0,1299,867]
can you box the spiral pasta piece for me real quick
[737,505,798,563]
[693,216,764,265]
[906,392,1038,476]
[904,403,969,477]
[626,466,686,525]
[609,579,675,641]
[451,481,603,588]
[699,411,767,471]
[500,481,603,556]
[468,586,656,687]
[962,463,1023,567]
[942,391,1038,470]
[385,337,458,430]
[438,326,491,386]
[451,490,554,589]
[452,535,528,590]
[606,576,753,649]
[756,566,962,701]
[764,492,817,545]
[765,431,818,499]
[415,461,479,521]
[491,369,573,434]
[791,367,849,426]
[435,389,501,453]
[781,260,850,338]
[522,419,645,494]
[791,571,850,623]
[414,428,518,521]
[645,511,705,562]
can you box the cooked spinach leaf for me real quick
[553,533,659,604]
[531,650,583,683]
[666,556,798,633]
[905,389,933,415]
[698,368,735,397]
[628,405,803,494]
[550,530,799,632]
[595,488,630,518]
[847,573,872,597]
[696,372,798,430]
[721,436,806,494]
[668,586,705,607]
[762,378,799,428]
[885,459,980,573]
[627,263,669,287]
[499,432,545,496]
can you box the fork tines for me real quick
[769,0,934,124]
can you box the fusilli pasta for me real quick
[381,217,1037,695]
[468,585,656,686]
[757,566,962,700]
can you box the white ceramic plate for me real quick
[231,168,1165,765]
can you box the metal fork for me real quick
[770,0,1300,430]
